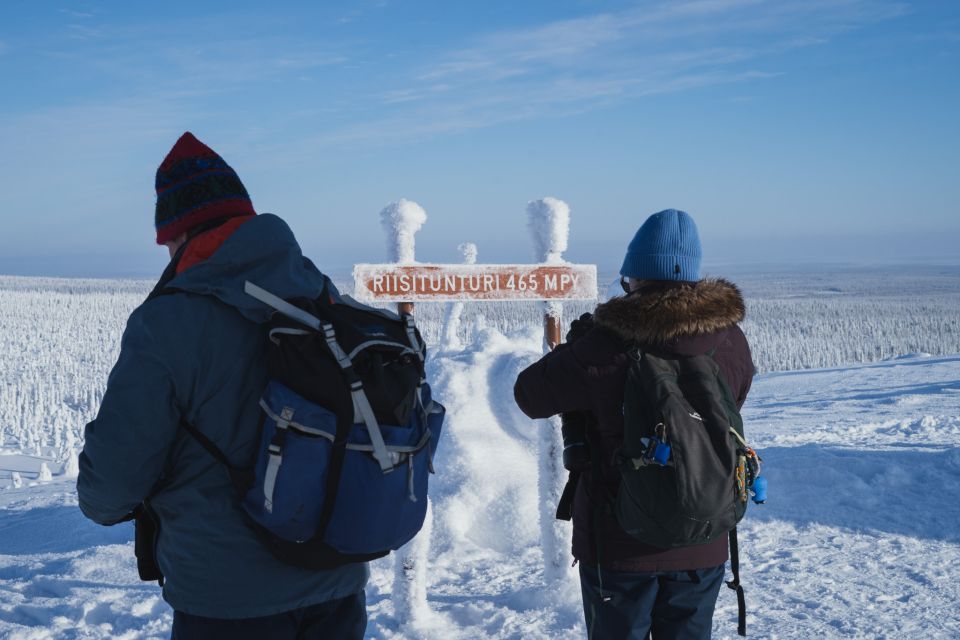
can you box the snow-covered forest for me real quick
[2,267,958,475]
[409,265,960,374]
[2,266,959,483]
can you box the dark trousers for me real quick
[171,591,367,640]
[580,564,724,640]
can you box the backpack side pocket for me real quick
[243,381,335,542]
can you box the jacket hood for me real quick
[593,278,745,345]
[163,213,329,323]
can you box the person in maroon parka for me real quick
[514,209,754,639]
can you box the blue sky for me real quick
[0,0,958,278]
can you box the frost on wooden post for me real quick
[526,197,573,585]
[527,197,569,327]
[384,198,432,626]
[380,199,427,264]
[392,498,433,628]
[440,243,478,351]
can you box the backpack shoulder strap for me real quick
[555,470,579,521]
[726,526,747,636]
[179,419,254,493]
[180,420,239,469]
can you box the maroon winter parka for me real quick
[514,278,754,572]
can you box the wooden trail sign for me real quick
[353,264,598,303]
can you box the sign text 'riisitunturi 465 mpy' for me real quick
[352,264,598,302]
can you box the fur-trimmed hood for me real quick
[593,278,745,345]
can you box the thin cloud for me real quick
[274,53,348,69]
[66,23,103,39]
[356,0,907,143]
[45,29,351,99]
[417,0,904,86]
[7,0,911,159]
[59,9,96,19]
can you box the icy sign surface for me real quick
[353,264,598,302]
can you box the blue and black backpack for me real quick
[220,281,446,569]
[135,254,444,577]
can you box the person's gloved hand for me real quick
[566,313,594,343]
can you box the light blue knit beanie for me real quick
[619,209,702,282]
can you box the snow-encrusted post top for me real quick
[527,197,570,265]
[380,199,427,314]
[458,242,478,265]
[527,197,570,350]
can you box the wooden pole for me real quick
[544,313,562,351]
[538,301,567,584]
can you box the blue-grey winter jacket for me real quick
[77,214,368,618]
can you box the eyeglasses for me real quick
[620,277,630,294]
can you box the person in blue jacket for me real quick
[77,132,368,639]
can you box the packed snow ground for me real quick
[1,314,959,637]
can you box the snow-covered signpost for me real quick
[356,196,596,604]
[526,197,572,584]
[379,199,434,628]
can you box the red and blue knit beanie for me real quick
[154,132,256,244]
